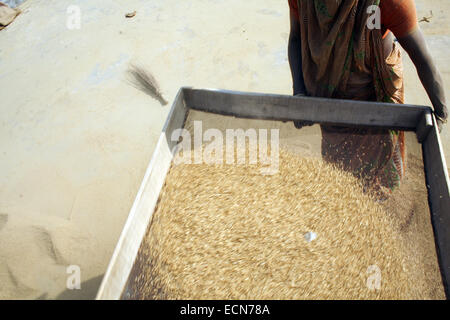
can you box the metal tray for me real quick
[96,87,450,299]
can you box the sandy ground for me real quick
[0,0,448,299]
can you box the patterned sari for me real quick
[295,0,406,192]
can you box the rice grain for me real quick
[125,148,444,299]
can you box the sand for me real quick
[0,0,448,299]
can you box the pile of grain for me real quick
[380,153,445,299]
[127,148,442,299]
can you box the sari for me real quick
[295,0,406,192]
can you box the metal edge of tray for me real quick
[96,88,188,299]
[422,115,450,299]
[183,88,430,131]
[97,87,449,299]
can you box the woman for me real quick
[288,0,448,195]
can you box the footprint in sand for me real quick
[31,226,67,266]
[0,262,39,299]
[0,214,8,231]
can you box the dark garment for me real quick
[290,0,407,192]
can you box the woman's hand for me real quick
[293,93,314,129]
[293,120,315,129]
[436,114,447,133]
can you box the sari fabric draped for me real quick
[295,0,406,192]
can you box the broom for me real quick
[128,63,168,106]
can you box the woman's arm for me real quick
[289,10,314,129]
[288,10,306,96]
[397,29,448,130]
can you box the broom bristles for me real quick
[128,63,168,106]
